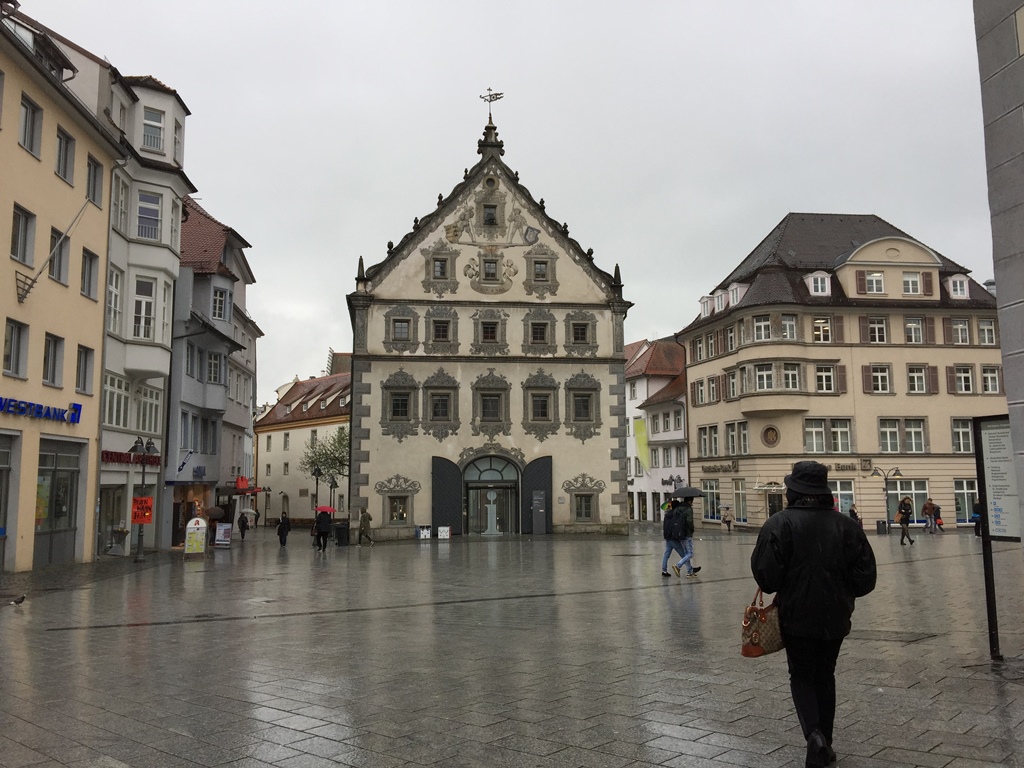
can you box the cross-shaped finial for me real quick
[480,87,504,121]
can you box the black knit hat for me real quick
[783,461,831,496]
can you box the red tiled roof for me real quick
[180,197,248,278]
[255,373,352,429]
[639,370,688,409]
[625,338,686,379]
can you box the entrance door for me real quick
[467,487,517,534]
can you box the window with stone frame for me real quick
[420,240,461,298]
[524,244,560,299]
[374,474,422,526]
[564,370,602,442]
[383,305,420,353]
[561,473,606,524]
[421,367,460,441]
[521,369,560,441]
[379,369,420,442]
[521,308,556,355]
[470,308,509,355]
[563,310,598,357]
[424,306,459,355]
[471,368,511,438]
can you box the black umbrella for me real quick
[671,487,702,498]
[205,506,225,520]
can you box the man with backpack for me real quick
[661,498,702,578]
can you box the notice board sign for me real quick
[131,496,153,525]
[184,518,207,554]
[214,522,232,548]
[974,415,1022,542]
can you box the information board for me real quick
[184,518,207,554]
[214,522,232,548]
[976,417,1022,541]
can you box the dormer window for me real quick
[483,205,497,225]
[700,297,712,318]
[714,292,726,312]
[284,404,291,415]
[948,276,968,299]
[811,276,828,294]
[302,402,308,412]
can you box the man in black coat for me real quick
[751,461,876,768]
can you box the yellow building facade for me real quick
[1,19,124,570]
[679,214,1005,531]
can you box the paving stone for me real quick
[0,530,1020,767]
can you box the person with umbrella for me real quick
[314,507,333,551]
[670,487,702,578]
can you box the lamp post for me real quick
[262,486,272,527]
[328,475,338,520]
[870,466,902,529]
[312,466,322,511]
[128,436,159,562]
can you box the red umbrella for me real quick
[315,506,336,513]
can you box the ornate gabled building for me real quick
[347,121,632,539]
[677,213,1004,530]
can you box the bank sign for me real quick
[0,396,82,424]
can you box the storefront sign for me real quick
[0,397,82,424]
[102,450,161,466]
[701,460,739,473]
[131,496,153,524]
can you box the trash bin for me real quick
[876,520,889,535]
[333,520,350,546]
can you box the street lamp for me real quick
[128,436,159,562]
[311,466,322,510]
[262,486,272,527]
[328,475,338,519]
[870,466,903,528]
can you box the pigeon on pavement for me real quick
[9,595,25,606]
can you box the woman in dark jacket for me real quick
[897,496,915,545]
[751,461,877,768]
[277,512,291,547]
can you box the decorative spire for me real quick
[477,87,506,158]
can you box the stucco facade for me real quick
[347,121,632,539]
[678,213,1004,531]
[1,15,124,570]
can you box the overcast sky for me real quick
[27,1,991,406]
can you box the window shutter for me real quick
[856,270,866,295]
[922,272,933,296]
[690,382,697,403]
[859,316,869,343]
[861,365,872,393]
[716,329,724,353]
[942,318,952,344]
[837,365,847,393]
[925,317,936,344]
[834,316,845,343]
[945,366,956,393]
[928,366,939,394]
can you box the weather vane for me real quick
[480,87,504,121]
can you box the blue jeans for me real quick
[662,539,686,571]
[679,537,695,574]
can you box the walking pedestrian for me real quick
[661,501,687,577]
[237,512,249,541]
[720,505,733,533]
[358,509,375,547]
[922,497,937,533]
[897,496,915,545]
[933,504,945,532]
[751,460,877,768]
[972,501,983,537]
[674,495,701,577]
[277,512,291,547]
[314,509,332,551]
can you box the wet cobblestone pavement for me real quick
[1,526,1022,767]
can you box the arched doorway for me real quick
[464,456,519,535]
